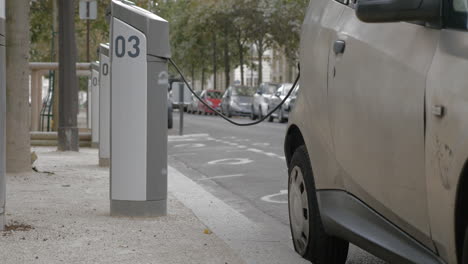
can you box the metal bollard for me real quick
[110,0,171,217]
[90,61,100,148]
[99,44,110,167]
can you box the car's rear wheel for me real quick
[289,146,349,264]
[462,227,468,263]
[259,106,264,120]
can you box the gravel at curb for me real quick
[0,147,246,264]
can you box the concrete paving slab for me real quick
[0,147,246,264]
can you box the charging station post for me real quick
[90,61,100,148]
[99,44,110,167]
[0,0,5,230]
[110,0,171,217]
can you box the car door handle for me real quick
[333,40,346,55]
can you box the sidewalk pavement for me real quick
[0,147,246,264]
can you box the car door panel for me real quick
[294,0,346,191]
[425,29,468,263]
[328,8,439,250]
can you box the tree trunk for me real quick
[237,30,245,86]
[257,41,264,86]
[212,33,217,90]
[238,41,244,86]
[52,0,59,132]
[201,67,205,91]
[6,0,31,173]
[191,63,195,91]
[57,0,79,151]
[223,24,230,90]
[250,44,254,86]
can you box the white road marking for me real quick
[247,148,286,161]
[261,190,288,204]
[207,158,253,165]
[174,143,206,148]
[197,174,246,181]
[168,134,210,142]
[247,148,263,153]
[169,133,209,139]
[168,138,199,142]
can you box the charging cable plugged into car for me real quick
[168,58,300,127]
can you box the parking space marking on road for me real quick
[207,158,253,165]
[169,133,209,138]
[261,190,288,204]
[247,148,285,161]
[174,143,206,148]
[197,174,246,181]
[168,138,199,142]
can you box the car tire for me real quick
[463,227,468,264]
[279,109,287,123]
[288,146,349,264]
[250,106,257,120]
[227,107,233,118]
[259,107,264,120]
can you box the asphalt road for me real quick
[168,111,386,264]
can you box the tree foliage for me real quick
[29,0,308,87]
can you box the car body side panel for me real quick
[289,0,345,190]
[328,8,440,250]
[426,29,468,264]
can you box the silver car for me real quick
[187,91,201,114]
[267,83,298,123]
[285,1,467,264]
[250,82,280,120]
[221,86,255,117]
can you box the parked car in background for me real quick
[187,91,202,114]
[197,90,222,115]
[267,84,299,123]
[251,83,280,120]
[221,86,255,117]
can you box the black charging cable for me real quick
[169,58,300,127]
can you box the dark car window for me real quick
[207,91,223,99]
[446,0,468,30]
[233,86,255,97]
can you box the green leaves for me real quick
[29,0,308,86]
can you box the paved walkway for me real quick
[0,147,245,264]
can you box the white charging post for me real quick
[99,44,110,167]
[91,62,100,148]
[110,0,171,217]
[0,0,5,230]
